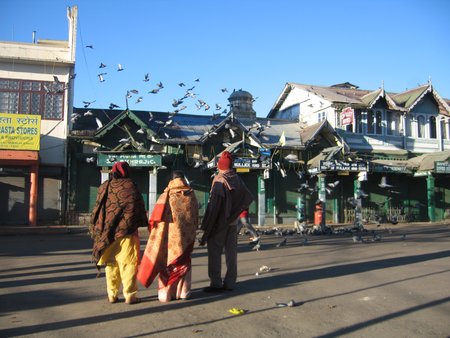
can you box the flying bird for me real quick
[157,81,164,88]
[98,74,105,82]
[327,180,340,188]
[276,237,287,247]
[85,45,94,49]
[83,100,96,108]
[99,63,106,68]
[379,176,394,188]
[83,110,93,116]
[117,63,124,71]
[135,97,143,104]
[109,103,120,110]
[221,88,228,93]
[148,88,160,94]
[178,82,185,87]
[95,117,103,129]
[143,73,150,82]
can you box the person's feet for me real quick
[108,296,118,304]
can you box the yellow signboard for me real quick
[0,113,41,150]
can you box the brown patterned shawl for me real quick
[137,177,199,288]
[90,177,148,264]
[200,169,254,245]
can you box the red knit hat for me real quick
[111,161,130,178]
[218,151,233,170]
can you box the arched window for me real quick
[441,118,448,140]
[429,116,437,139]
[375,110,382,134]
[417,115,426,138]
[386,111,401,136]
[405,115,412,136]
[367,110,374,134]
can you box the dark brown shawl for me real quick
[200,169,254,245]
[90,177,148,264]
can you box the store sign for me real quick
[319,160,368,172]
[435,161,450,174]
[233,157,271,169]
[341,107,354,126]
[97,153,161,167]
[0,113,41,150]
[207,156,271,170]
[372,163,412,174]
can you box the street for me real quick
[1,223,450,337]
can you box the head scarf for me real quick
[111,161,130,178]
[218,151,233,170]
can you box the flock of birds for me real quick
[70,43,244,131]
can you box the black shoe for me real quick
[203,286,224,293]
[222,286,234,291]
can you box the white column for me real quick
[148,169,157,212]
[100,171,109,183]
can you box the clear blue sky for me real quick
[1,0,449,117]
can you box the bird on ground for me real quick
[251,240,261,251]
[379,176,394,188]
[352,235,363,243]
[117,64,124,71]
[276,237,287,247]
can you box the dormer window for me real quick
[429,116,437,139]
[367,110,382,135]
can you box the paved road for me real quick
[1,223,450,337]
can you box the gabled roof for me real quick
[268,82,450,117]
[300,120,349,152]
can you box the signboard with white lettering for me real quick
[207,157,271,170]
[435,161,450,174]
[319,160,368,172]
[97,153,162,167]
[340,107,354,126]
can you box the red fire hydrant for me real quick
[314,200,323,226]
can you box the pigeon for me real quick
[178,82,185,87]
[135,97,143,104]
[194,78,200,82]
[352,235,363,243]
[98,74,105,82]
[117,63,124,71]
[276,237,287,247]
[109,103,120,110]
[149,88,160,94]
[221,88,228,93]
[95,117,103,129]
[86,157,95,163]
[83,110,93,116]
[251,240,261,251]
[143,73,150,82]
[157,81,164,88]
[83,100,96,108]
[85,45,94,49]
[327,180,340,188]
[99,63,106,68]
[379,176,394,188]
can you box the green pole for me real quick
[427,175,435,222]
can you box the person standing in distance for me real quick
[200,151,254,292]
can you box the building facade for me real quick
[0,7,77,225]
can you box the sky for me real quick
[1,0,449,118]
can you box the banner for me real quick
[341,107,354,126]
[0,113,41,150]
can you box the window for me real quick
[367,110,382,134]
[441,118,448,140]
[417,115,425,138]
[429,116,437,139]
[0,78,64,120]
[386,111,401,136]
[355,110,363,133]
[318,111,326,122]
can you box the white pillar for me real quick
[148,169,157,212]
[100,171,109,183]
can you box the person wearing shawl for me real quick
[90,161,148,304]
[137,170,199,302]
[200,151,254,292]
